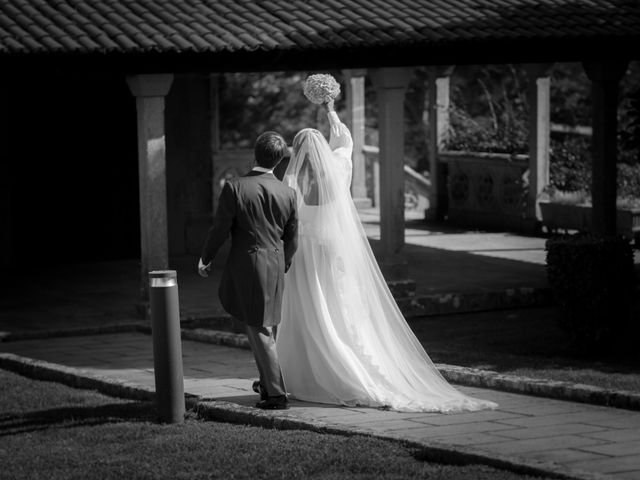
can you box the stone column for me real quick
[525,64,553,225]
[583,62,628,236]
[343,69,371,208]
[127,74,174,303]
[370,67,413,280]
[426,66,454,221]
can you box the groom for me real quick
[198,131,298,410]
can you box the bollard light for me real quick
[149,270,185,423]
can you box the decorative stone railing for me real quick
[213,146,431,217]
[362,145,431,215]
[439,151,531,231]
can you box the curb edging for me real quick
[0,353,613,480]
[178,328,640,412]
[0,352,155,401]
[439,364,640,412]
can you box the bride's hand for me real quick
[325,99,335,112]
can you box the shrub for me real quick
[549,136,591,192]
[619,85,640,165]
[618,162,640,199]
[545,234,636,351]
[549,136,640,201]
[445,105,528,154]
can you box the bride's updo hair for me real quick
[291,127,336,206]
[292,128,320,156]
[255,131,288,168]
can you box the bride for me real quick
[276,100,497,413]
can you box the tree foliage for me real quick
[218,62,640,174]
[219,71,345,148]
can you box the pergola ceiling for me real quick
[0,0,639,71]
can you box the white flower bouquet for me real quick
[303,73,341,104]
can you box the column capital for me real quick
[342,68,367,80]
[127,74,174,97]
[524,63,554,78]
[582,61,629,84]
[370,67,413,91]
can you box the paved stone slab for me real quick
[407,409,526,426]
[4,332,640,480]
[481,435,607,455]
[578,441,640,458]
[497,411,634,428]
[569,456,640,476]
[583,429,640,443]
[494,423,610,440]
[526,449,612,465]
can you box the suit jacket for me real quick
[201,170,298,327]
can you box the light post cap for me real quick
[149,270,177,287]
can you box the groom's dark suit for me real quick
[201,169,298,399]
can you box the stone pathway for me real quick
[3,332,640,480]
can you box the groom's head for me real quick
[255,131,288,169]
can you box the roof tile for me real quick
[0,0,637,56]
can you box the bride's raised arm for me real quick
[325,102,353,185]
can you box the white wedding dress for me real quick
[276,112,497,413]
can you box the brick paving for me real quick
[3,332,640,480]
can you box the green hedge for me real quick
[545,234,636,350]
[548,137,640,199]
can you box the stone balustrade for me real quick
[439,150,533,232]
[211,146,431,218]
[362,145,430,216]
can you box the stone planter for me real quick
[439,150,531,231]
[539,201,640,242]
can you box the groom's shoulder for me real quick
[235,173,291,193]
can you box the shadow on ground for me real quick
[0,401,156,436]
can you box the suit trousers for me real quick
[245,324,286,398]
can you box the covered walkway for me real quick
[0,209,552,336]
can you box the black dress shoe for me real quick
[255,396,289,410]
[252,381,267,401]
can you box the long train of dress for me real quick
[277,112,497,413]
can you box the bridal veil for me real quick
[276,113,497,413]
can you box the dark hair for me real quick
[255,131,288,168]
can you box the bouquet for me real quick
[303,73,340,104]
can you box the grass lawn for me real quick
[0,369,552,480]
[410,306,640,393]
